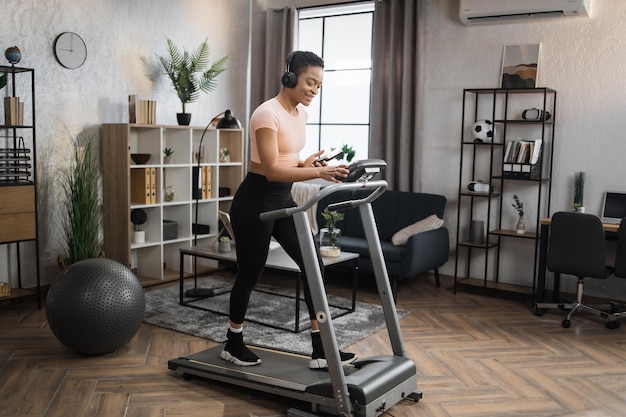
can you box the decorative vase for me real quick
[516,215,525,234]
[164,185,175,202]
[319,227,341,257]
[177,113,191,126]
[133,230,145,243]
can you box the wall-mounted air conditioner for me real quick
[459,0,591,25]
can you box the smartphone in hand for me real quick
[317,148,343,162]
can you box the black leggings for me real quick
[228,173,319,324]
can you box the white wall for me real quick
[4,0,624,295]
[2,0,251,287]
[421,0,626,295]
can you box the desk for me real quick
[535,217,619,310]
[179,245,359,332]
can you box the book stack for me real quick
[503,138,542,179]
[128,95,157,125]
[3,97,24,126]
[130,167,157,204]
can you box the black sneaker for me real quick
[310,332,357,369]
[220,330,261,366]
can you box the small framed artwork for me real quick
[501,43,541,89]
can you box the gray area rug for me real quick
[144,275,407,355]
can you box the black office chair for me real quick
[538,211,616,328]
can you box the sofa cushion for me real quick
[391,214,444,246]
[340,236,405,263]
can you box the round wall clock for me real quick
[53,32,87,69]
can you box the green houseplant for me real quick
[158,38,228,125]
[320,208,344,257]
[58,133,102,268]
[573,171,585,212]
[163,147,174,164]
[340,144,356,162]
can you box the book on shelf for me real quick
[503,139,542,179]
[4,96,22,126]
[128,95,157,125]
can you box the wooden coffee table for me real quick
[179,244,359,332]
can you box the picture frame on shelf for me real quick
[500,43,541,89]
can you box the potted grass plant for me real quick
[158,38,228,126]
[57,133,103,269]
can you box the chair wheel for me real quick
[606,321,621,330]
[562,319,571,328]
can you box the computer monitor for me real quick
[601,191,626,224]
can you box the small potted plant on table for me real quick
[320,208,344,257]
[218,235,231,252]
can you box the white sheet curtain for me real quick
[370,0,425,192]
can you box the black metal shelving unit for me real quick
[0,65,40,308]
[454,87,557,304]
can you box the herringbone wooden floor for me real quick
[2,271,626,417]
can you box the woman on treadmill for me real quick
[220,51,355,369]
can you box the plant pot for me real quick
[218,240,231,253]
[133,230,145,243]
[163,156,171,164]
[177,113,191,126]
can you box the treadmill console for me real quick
[343,159,387,183]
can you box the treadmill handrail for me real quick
[259,180,388,222]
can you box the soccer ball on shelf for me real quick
[471,119,495,143]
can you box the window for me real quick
[298,1,374,162]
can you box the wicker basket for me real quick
[0,282,10,297]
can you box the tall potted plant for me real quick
[158,38,228,125]
[58,133,102,268]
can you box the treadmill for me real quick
[168,160,421,416]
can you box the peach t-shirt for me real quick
[249,98,307,166]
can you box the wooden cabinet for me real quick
[102,124,244,280]
[0,66,40,306]
[0,185,36,242]
[454,88,557,301]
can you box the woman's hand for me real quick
[306,150,326,167]
[318,164,349,183]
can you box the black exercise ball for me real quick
[46,258,145,355]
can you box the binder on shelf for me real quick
[130,168,151,204]
[192,166,213,199]
[202,166,211,199]
[192,166,202,200]
[149,167,156,204]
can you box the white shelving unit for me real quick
[102,123,244,280]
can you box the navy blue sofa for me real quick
[316,189,449,295]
